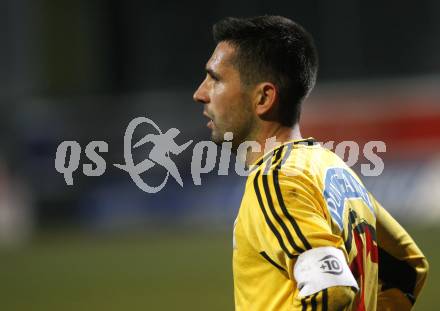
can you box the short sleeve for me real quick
[250,166,347,279]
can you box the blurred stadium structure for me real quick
[1,77,439,241]
[0,1,439,310]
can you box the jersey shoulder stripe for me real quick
[251,141,316,257]
[261,146,305,254]
[252,147,300,257]
[272,147,312,250]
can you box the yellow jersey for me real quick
[233,138,428,311]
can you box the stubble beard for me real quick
[210,117,256,155]
[210,93,256,152]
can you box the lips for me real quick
[203,111,214,128]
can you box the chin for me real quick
[210,127,229,143]
[211,132,224,145]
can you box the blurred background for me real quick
[0,0,439,310]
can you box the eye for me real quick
[206,69,220,82]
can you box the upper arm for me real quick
[251,165,344,277]
[250,162,358,306]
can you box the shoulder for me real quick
[244,144,327,210]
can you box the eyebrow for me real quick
[206,67,221,80]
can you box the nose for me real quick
[193,78,209,104]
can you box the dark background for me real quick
[1,0,439,96]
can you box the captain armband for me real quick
[293,246,359,297]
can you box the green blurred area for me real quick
[0,227,437,311]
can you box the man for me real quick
[193,15,428,310]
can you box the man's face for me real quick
[193,41,256,149]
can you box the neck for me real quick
[244,122,302,167]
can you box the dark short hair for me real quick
[213,16,318,126]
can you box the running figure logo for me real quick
[114,116,193,193]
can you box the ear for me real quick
[254,82,278,117]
